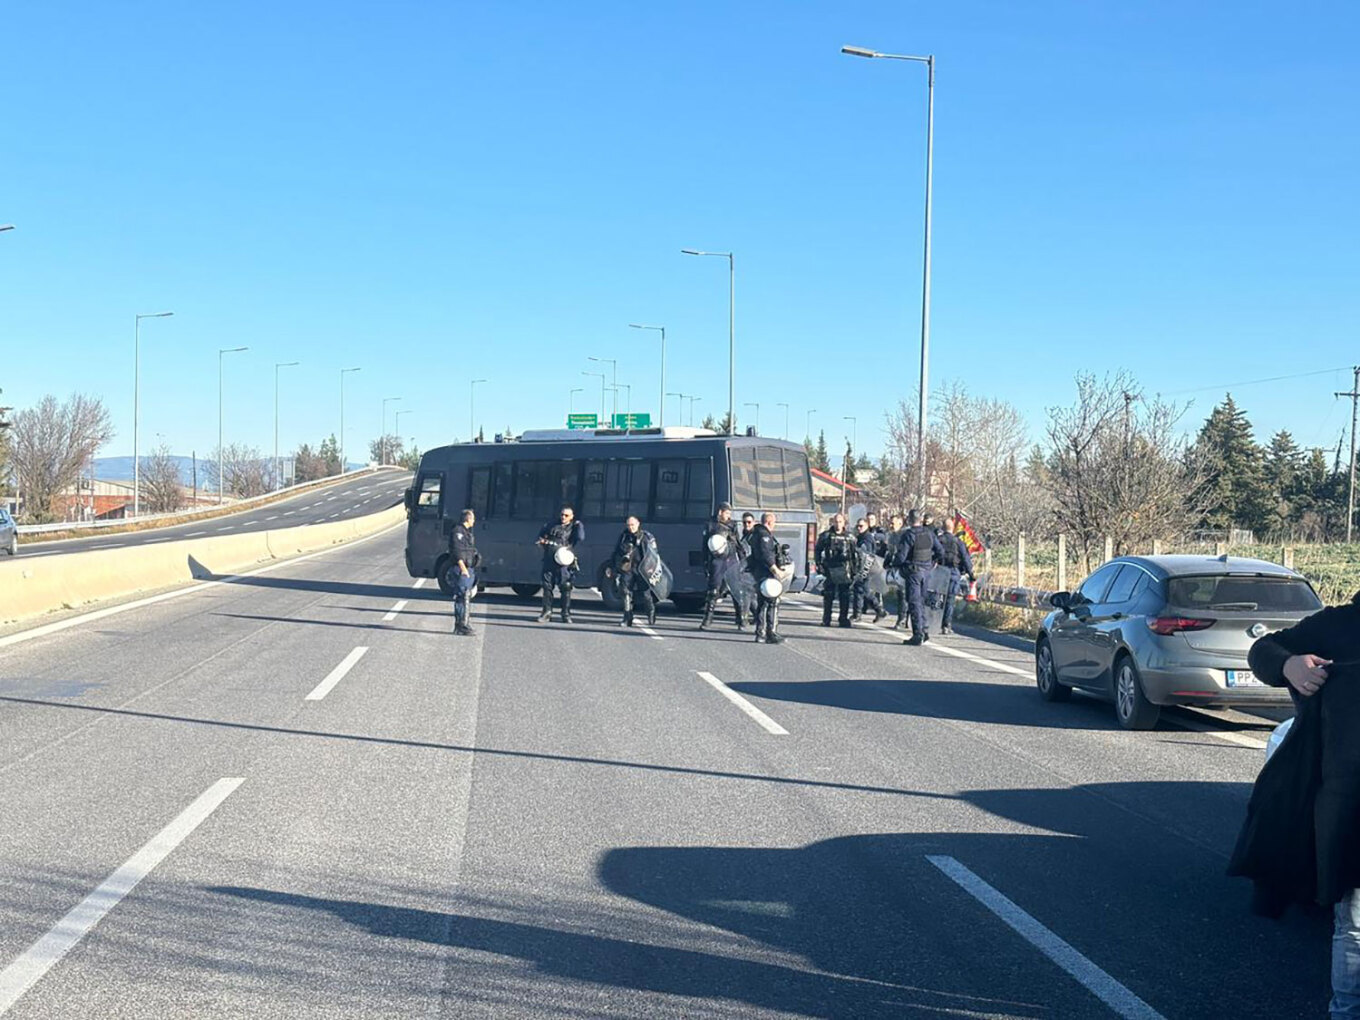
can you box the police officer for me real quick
[739,512,757,555]
[536,505,585,623]
[851,517,886,623]
[884,511,909,629]
[894,508,944,645]
[748,510,785,644]
[606,515,658,628]
[700,501,744,631]
[866,512,888,557]
[815,512,858,628]
[936,515,976,636]
[448,508,480,636]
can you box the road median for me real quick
[0,504,405,626]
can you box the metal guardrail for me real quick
[16,465,406,535]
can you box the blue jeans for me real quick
[1333,890,1360,1017]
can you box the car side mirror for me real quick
[403,487,415,512]
[1049,591,1071,612]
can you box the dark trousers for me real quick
[852,579,881,616]
[453,570,475,628]
[822,583,851,625]
[755,594,780,635]
[542,565,575,618]
[622,577,654,622]
[906,568,929,637]
[941,571,962,629]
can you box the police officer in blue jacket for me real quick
[937,515,976,636]
[894,509,944,645]
[851,517,886,623]
[448,508,480,636]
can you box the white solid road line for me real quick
[926,855,1166,1020]
[696,671,788,735]
[1162,714,1267,750]
[0,777,245,1016]
[382,600,408,622]
[412,578,427,590]
[305,647,369,701]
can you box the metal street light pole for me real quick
[394,409,414,462]
[610,384,633,425]
[777,402,790,440]
[274,361,300,489]
[217,346,249,504]
[744,402,760,436]
[588,357,617,424]
[0,225,14,232]
[381,396,402,466]
[569,387,584,416]
[132,310,174,517]
[583,371,607,423]
[844,416,858,457]
[806,408,817,441]
[629,324,666,427]
[689,396,702,427]
[666,391,687,426]
[843,44,935,507]
[339,367,361,472]
[682,250,734,434]
[470,379,487,442]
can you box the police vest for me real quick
[939,533,959,570]
[825,533,853,564]
[909,526,935,565]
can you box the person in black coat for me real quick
[699,501,744,631]
[536,506,585,623]
[1232,594,1360,1015]
[447,509,480,636]
[814,513,858,628]
[607,516,660,628]
[747,511,785,645]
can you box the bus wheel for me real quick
[510,584,541,600]
[435,557,456,596]
[671,595,705,615]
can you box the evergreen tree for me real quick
[318,434,342,476]
[1193,395,1269,533]
[814,429,831,472]
[700,414,717,432]
[1262,430,1304,533]
[843,443,857,486]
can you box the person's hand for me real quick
[1283,654,1332,697]
[459,564,469,576]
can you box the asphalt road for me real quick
[0,526,1328,1019]
[11,470,411,559]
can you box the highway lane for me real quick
[0,529,1328,1018]
[10,469,411,559]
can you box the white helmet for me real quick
[553,546,576,566]
[707,533,729,555]
[759,577,783,599]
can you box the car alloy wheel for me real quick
[1114,657,1159,730]
[1035,641,1070,702]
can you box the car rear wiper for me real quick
[1206,602,1258,610]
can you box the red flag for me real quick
[952,510,985,555]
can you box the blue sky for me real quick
[2,1,1357,464]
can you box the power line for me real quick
[1159,365,1350,397]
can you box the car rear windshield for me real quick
[1166,575,1322,613]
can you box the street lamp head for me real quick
[221,346,248,354]
[277,361,300,368]
[680,249,703,256]
[0,224,14,232]
[841,45,879,58]
[138,311,174,320]
[472,379,488,385]
[342,366,361,373]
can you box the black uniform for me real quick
[611,527,659,627]
[894,524,944,642]
[815,526,859,627]
[537,518,585,622]
[936,528,975,633]
[852,527,885,621]
[448,520,480,636]
[700,516,744,630]
[748,523,784,644]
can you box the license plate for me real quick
[1225,669,1264,688]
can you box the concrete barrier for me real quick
[0,505,406,626]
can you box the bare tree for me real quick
[141,445,186,514]
[1044,372,1208,569]
[11,393,114,522]
[369,434,405,466]
[203,443,270,500]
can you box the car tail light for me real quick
[1147,616,1216,636]
[806,523,817,573]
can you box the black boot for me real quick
[700,593,715,630]
[754,604,767,642]
[734,604,747,631]
[561,589,573,624]
[538,590,553,623]
[646,596,657,627]
[822,600,833,627]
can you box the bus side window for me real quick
[781,448,812,509]
[468,466,491,518]
[730,447,759,507]
[653,458,686,520]
[756,447,787,507]
[582,460,606,519]
[685,458,713,520]
[492,462,513,518]
[415,473,443,514]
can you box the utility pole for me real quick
[1336,366,1360,543]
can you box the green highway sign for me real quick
[611,413,652,429]
[567,413,599,429]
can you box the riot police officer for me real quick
[739,512,756,555]
[894,508,944,645]
[885,511,909,630]
[851,517,886,623]
[537,505,585,623]
[607,515,659,628]
[448,508,480,637]
[815,513,858,628]
[866,512,888,557]
[700,501,744,631]
[749,511,785,644]
[937,515,976,636]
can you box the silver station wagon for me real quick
[1035,555,1321,730]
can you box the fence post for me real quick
[1283,546,1295,569]
[1057,534,1067,592]
[1017,533,1026,589]
[984,546,992,579]
[1103,536,1113,563]
[1152,539,1163,555]
[1215,541,1228,557]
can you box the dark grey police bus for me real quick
[403,426,817,611]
